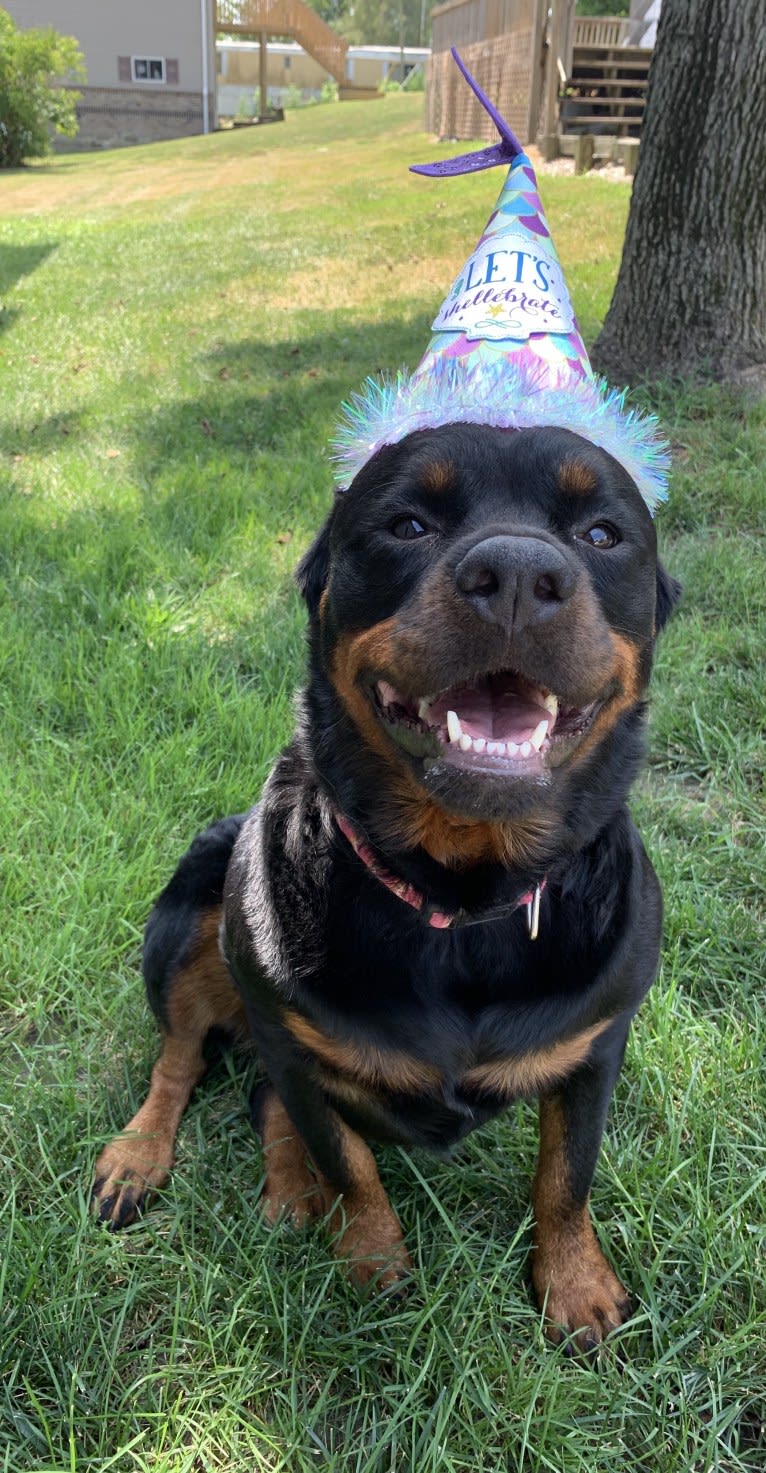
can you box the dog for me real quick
[93,420,679,1353]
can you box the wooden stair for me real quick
[216,0,380,97]
[562,42,652,138]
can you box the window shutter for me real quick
[118,55,131,83]
[166,58,179,85]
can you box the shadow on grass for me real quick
[0,240,58,335]
[0,410,83,454]
[0,309,435,769]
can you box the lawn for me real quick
[1,95,764,1472]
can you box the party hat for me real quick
[332,50,669,514]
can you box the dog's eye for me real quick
[390,516,429,541]
[578,523,620,550]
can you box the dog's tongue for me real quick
[429,681,549,744]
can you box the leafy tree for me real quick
[342,0,429,48]
[575,0,630,15]
[0,8,85,168]
[304,0,351,26]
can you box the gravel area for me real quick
[527,147,634,182]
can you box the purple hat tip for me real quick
[410,47,526,177]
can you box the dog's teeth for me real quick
[507,742,519,757]
[446,710,462,744]
[418,698,431,721]
[542,693,559,719]
[486,741,499,756]
[458,733,472,752]
[529,719,549,752]
[520,741,532,758]
[473,737,486,753]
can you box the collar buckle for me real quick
[525,883,543,941]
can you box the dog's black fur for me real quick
[94,422,679,1352]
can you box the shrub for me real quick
[282,82,308,110]
[402,66,424,92]
[0,7,85,167]
[235,89,259,119]
[378,69,424,95]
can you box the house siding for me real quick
[5,0,216,145]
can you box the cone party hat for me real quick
[332,50,669,514]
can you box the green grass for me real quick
[1,96,765,1472]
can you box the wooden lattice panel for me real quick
[431,0,537,53]
[426,32,541,143]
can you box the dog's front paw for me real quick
[533,1233,631,1356]
[92,1129,174,1229]
[327,1196,413,1294]
[261,1169,325,1230]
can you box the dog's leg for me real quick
[531,1035,632,1353]
[252,1079,412,1291]
[93,1031,209,1228]
[93,904,247,1228]
[315,1114,413,1291]
[251,1084,324,1228]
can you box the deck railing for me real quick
[571,16,635,47]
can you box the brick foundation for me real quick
[58,86,213,150]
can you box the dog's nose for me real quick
[455,535,577,630]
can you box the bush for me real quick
[282,82,307,110]
[378,68,424,95]
[235,89,259,119]
[402,66,424,92]
[0,7,85,167]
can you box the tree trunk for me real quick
[591,0,766,388]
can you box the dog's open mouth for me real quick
[372,672,599,774]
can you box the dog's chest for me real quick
[294,920,605,1108]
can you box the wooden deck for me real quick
[562,41,652,139]
[215,0,379,97]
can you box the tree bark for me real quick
[591,0,766,387]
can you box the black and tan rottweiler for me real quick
[93,421,679,1353]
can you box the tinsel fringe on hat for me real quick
[331,357,670,515]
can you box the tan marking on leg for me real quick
[282,1009,441,1093]
[461,1018,612,1100]
[256,1087,411,1292]
[165,906,248,1039]
[94,906,248,1227]
[531,1096,630,1353]
[257,1087,324,1228]
[93,1032,207,1228]
[318,1119,412,1292]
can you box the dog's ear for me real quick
[295,515,333,615]
[655,561,682,634]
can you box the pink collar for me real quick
[334,811,545,938]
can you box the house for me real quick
[217,40,430,114]
[4,0,217,147]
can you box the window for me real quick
[132,57,166,83]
